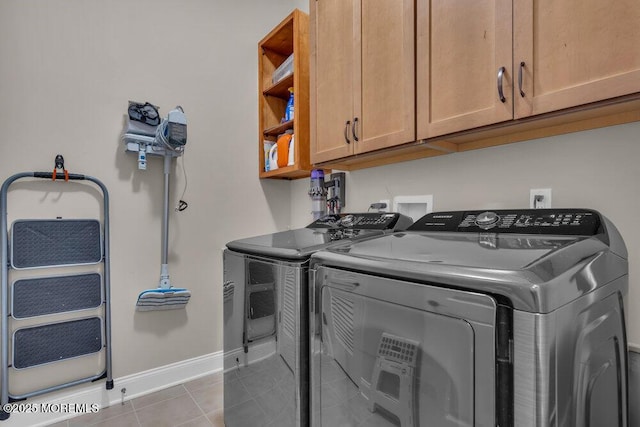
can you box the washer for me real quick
[223,212,412,427]
[309,209,628,427]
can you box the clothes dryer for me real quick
[223,212,412,427]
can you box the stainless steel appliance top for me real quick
[311,209,628,313]
[225,212,413,260]
[334,232,581,269]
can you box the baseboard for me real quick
[223,338,276,373]
[2,351,222,427]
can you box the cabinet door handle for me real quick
[497,66,506,103]
[344,120,351,144]
[352,117,359,142]
[518,61,526,97]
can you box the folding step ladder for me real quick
[0,164,113,421]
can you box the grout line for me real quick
[130,399,142,427]
[130,384,189,411]
[183,386,211,422]
[131,405,142,427]
[64,378,223,427]
[67,402,136,427]
[182,386,215,427]
[182,374,222,394]
[175,418,212,427]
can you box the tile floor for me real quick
[46,372,224,427]
[45,350,405,427]
[223,350,401,427]
[223,353,296,427]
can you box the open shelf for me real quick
[264,120,294,137]
[263,74,294,100]
[258,9,311,180]
[259,164,312,180]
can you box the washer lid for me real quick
[313,231,622,313]
[331,231,581,270]
[312,209,629,312]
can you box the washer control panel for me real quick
[309,212,412,231]
[408,209,602,235]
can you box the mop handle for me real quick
[162,154,171,265]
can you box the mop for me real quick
[136,153,191,311]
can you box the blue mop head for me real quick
[136,288,191,311]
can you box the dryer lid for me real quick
[225,212,412,260]
[226,228,384,260]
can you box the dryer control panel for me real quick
[308,212,413,231]
[408,209,602,235]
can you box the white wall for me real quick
[295,0,310,12]
[0,0,300,379]
[291,121,640,349]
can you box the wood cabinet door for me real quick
[311,0,357,164]
[417,0,513,139]
[514,0,640,119]
[355,0,415,154]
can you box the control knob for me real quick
[340,214,356,227]
[475,211,500,229]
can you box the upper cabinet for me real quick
[310,0,415,164]
[259,9,311,179]
[513,0,640,119]
[309,0,640,170]
[417,0,513,139]
[417,0,640,140]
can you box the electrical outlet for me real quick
[530,188,552,209]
